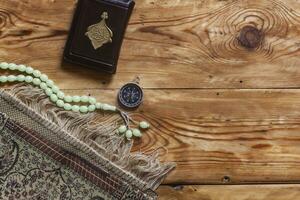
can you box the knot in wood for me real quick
[238,26,263,49]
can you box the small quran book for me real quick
[64,0,135,73]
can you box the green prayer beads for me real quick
[140,121,150,129]
[0,62,150,140]
[125,130,133,139]
[56,100,65,108]
[79,106,88,113]
[132,129,142,137]
[64,103,72,111]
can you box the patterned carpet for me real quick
[0,86,175,200]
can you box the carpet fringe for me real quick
[7,84,176,190]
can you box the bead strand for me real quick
[0,62,109,107]
[0,74,102,113]
[0,62,150,140]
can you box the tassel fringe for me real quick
[6,84,176,190]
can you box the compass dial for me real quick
[118,83,143,109]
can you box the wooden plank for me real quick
[157,184,300,200]
[65,89,300,184]
[0,0,300,89]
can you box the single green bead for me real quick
[46,79,54,88]
[57,91,64,99]
[50,94,58,102]
[79,106,88,113]
[40,82,47,90]
[56,100,64,108]
[7,75,16,82]
[71,105,80,112]
[51,86,59,94]
[0,62,9,69]
[33,70,41,77]
[8,63,17,70]
[45,88,53,96]
[88,105,96,112]
[102,104,116,111]
[80,96,89,103]
[0,76,7,83]
[118,125,127,134]
[72,96,81,103]
[89,97,97,104]
[102,104,111,111]
[25,66,34,74]
[17,64,26,72]
[125,130,133,139]
[25,76,33,83]
[95,103,103,109]
[17,75,25,82]
[132,129,142,137]
[139,121,150,129]
[40,74,48,82]
[63,103,72,111]
[102,104,108,110]
[64,95,72,103]
[109,105,116,111]
[33,78,41,85]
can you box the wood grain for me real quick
[66,89,300,184]
[2,0,300,198]
[157,184,300,200]
[0,0,300,88]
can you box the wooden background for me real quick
[1,0,300,199]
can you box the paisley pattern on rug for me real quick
[0,88,173,200]
[0,113,105,200]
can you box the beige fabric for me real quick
[0,85,175,199]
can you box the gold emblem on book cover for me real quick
[85,12,113,50]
